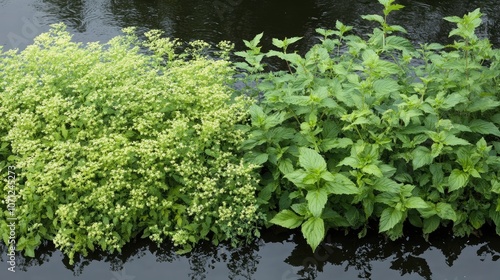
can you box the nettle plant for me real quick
[237,1,500,251]
[0,24,263,262]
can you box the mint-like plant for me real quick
[238,1,500,251]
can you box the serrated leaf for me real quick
[291,203,308,216]
[469,211,485,229]
[320,138,353,152]
[443,134,470,146]
[270,210,304,229]
[423,215,441,234]
[436,202,457,221]
[412,146,433,170]
[301,217,325,252]
[284,169,308,186]
[373,177,401,193]
[362,164,383,177]
[448,169,469,191]
[306,189,328,217]
[405,197,428,209]
[466,98,500,113]
[299,147,327,173]
[373,79,400,96]
[325,174,359,194]
[379,207,403,232]
[278,159,294,175]
[361,14,384,24]
[469,120,500,137]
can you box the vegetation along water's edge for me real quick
[1,0,499,263]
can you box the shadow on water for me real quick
[1,225,500,279]
[1,0,500,278]
[1,0,499,51]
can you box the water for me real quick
[1,226,500,279]
[1,0,500,278]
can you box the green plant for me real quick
[237,1,500,251]
[0,24,263,262]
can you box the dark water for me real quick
[1,226,500,279]
[1,0,500,278]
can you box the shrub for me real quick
[237,1,500,251]
[0,24,263,262]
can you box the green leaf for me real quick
[270,210,304,229]
[436,202,457,221]
[373,79,400,96]
[361,14,384,24]
[423,215,441,234]
[320,138,353,152]
[442,134,470,146]
[373,177,401,193]
[301,217,325,251]
[306,189,328,217]
[284,169,308,187]
[405,197,428,209]
[412,146,433,170]
[325,174,359,194]
[299,147,327,173]
[469,120,500,137]
[469,211,485,229]
[362,164,383,177]
[466,98,500,113]
[291,203,308,216]
[448,169,469,191]
[379,207,403,232]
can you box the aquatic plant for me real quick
[237,1,500,251]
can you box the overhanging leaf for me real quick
[301,217,325,251]
[379,207,403,232]
[270,210,304,229]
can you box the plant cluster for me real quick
[0,24,263,262]
[1,0,499,261]
[236,1,500,251]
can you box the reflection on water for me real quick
[0,0,499,51]
[1,226,500,279]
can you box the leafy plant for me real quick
[0,24,263,262]
[237,1,500,252]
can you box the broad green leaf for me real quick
[361,14,384,24]
[412,146,433,170]
[306,188,328,217]
[362,164,383,177]
[448,169,469,191]
[325,174,359,194]
[246,152,268,165]
[320,138,353,152]
[373,79,400,96]
[301,217,325,251]
[278,159,294,175]
[423,215,441,234]
[469,211,485,229]
[379,207,403,232]
[373,177,401,193]
[466,98,500,113]
[442,134,470,146]
[469,120,500,137]
[291,203,308,216]
[270,210,304,229]
[405,197,428,209]
[436,202,457,221]
[284,169,308,186]
[299,147,327,173]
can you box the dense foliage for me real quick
[0,24,262,262]
[1,0,499,260]
[236,1,500,251]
